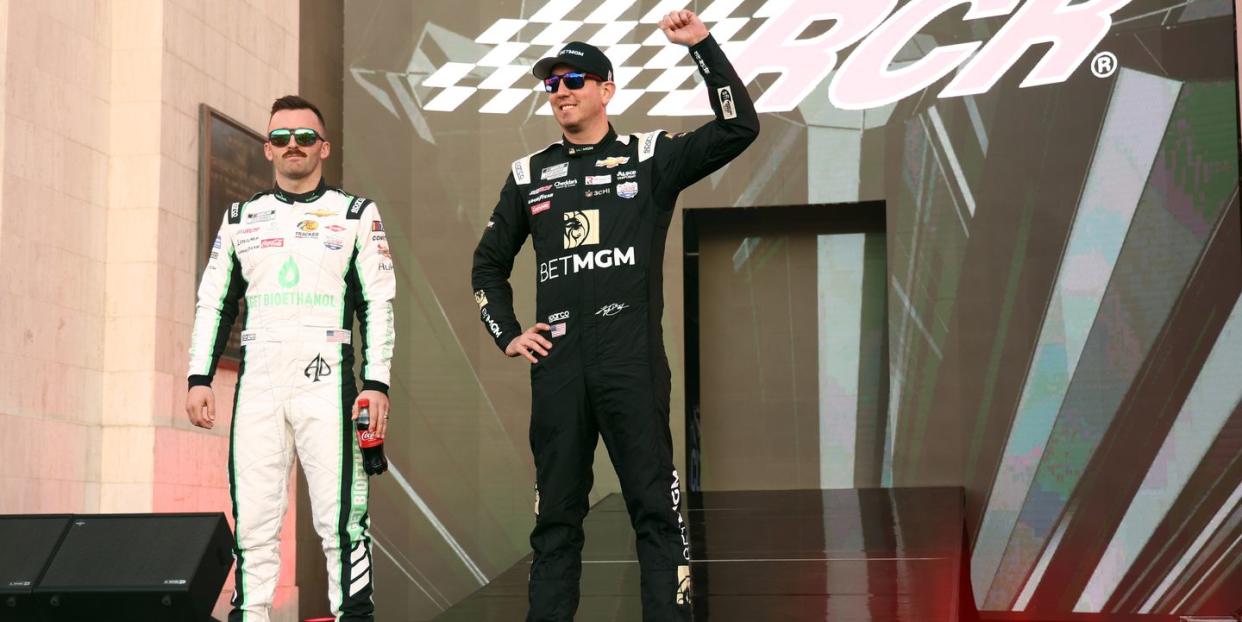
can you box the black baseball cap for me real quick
[532,41,614,82]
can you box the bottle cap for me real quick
[358,398,369,408]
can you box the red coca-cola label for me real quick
[358,429,383,449]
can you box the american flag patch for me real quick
[372,221,384,232]
[550,322,566,338]
[326,329,350,343]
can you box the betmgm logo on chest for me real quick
[542,209,635,282]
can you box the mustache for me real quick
[283,149,306,158]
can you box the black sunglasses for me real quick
[268,128,324,147]
[543,72,604,93]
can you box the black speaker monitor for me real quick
[0,515,72,621]
[32,513,232,622]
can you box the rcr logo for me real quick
[413,0,1129,115]
[823,0,1130,110]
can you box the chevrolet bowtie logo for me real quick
[595,156,630,169]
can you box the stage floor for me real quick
[434,487,966,621]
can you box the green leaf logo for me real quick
[278,257,300,289]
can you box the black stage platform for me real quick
[435,487,967,621]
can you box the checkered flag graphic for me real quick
[419,0,782,116]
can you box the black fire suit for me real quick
[471,35,758,621]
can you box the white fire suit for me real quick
[187,180,395,622]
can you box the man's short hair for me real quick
[270,95,326,132]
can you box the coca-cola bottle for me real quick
[355,398,388,476]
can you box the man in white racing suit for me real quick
[185,95,395,622]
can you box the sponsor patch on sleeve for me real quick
[717,86,737,120]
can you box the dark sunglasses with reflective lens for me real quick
[542,72,604,93]
[268,128,323,147]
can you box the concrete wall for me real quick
[0,0,111,517]
[0,0,298,618]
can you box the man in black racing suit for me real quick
[471,10,758,622]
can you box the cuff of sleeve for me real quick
[689,33,719,57]
[362,379,390,394]
[495,325,522,354]
[188,375,213,389]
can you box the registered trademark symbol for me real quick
[1091,51,1117,78]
